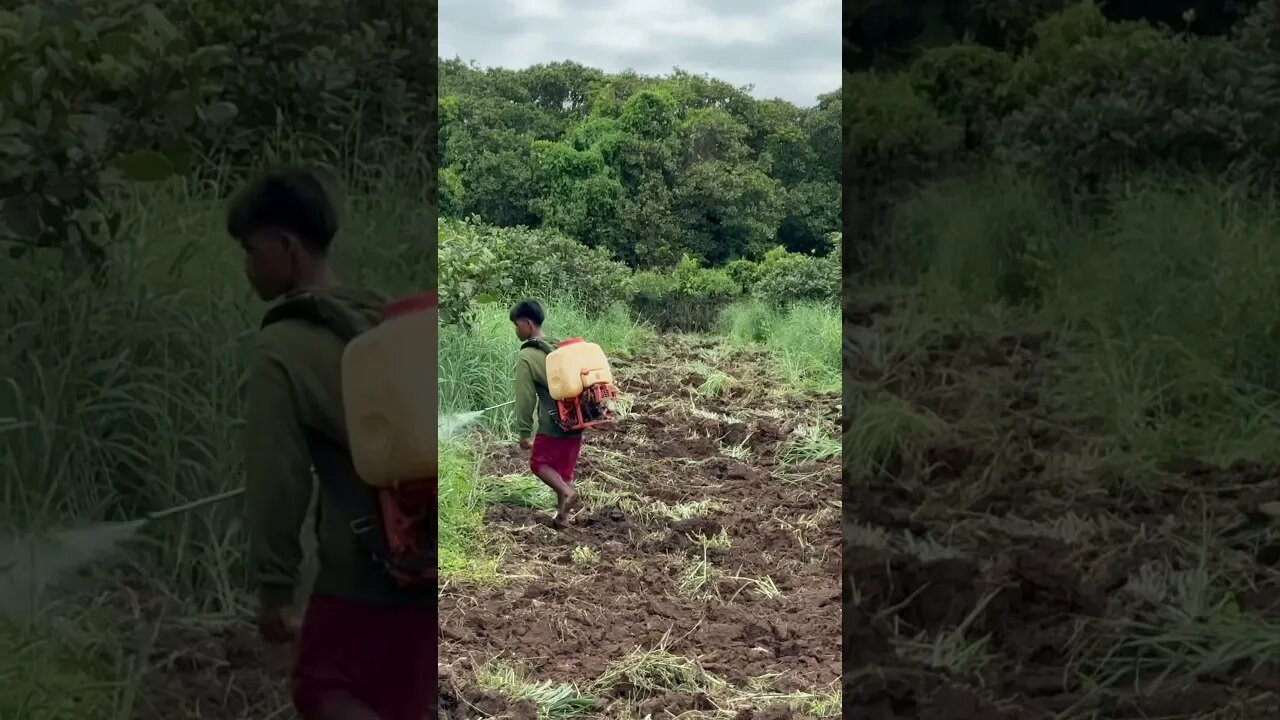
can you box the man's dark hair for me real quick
[226,166,339,253]
[509,299,544,325]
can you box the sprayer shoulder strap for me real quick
[520,339,559,396]
[520,338,556,355]
[261,291,375,341]
[303,429,396,573]
[259,293,397,574]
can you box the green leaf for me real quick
[29,67,47,101]
[115,151,174,182]
[99,32,134,58]
[33,103,52,131]
[45,173,83,201]
[202,101,238,124]
[17,6,40,39]
[474,294,496,304]
[139,4,177,39]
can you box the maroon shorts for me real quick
[529,433,583,483]
[291,594,435,720]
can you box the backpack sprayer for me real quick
[546,338,620,432]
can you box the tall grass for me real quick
[438,437,495,582]
[723,301,840,393]
[0,160,432,719]
[887,168,1280,461]
[2,171,430,597]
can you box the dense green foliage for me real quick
[440,218,839,332]
[0,0,435,271]
[846,0,1262,70]
[438,63,840,332]
[439,60,840,268]
[847,0,1280,273]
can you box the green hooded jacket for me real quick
[514,337,583,440]
[244,286,433,609]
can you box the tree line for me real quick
[439,59,841,269]
[846,0,1280,273]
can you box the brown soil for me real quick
[61,574,292,719]
[440,337,841,718]
[845,293,1280,720]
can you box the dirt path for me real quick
[439,336,841,718]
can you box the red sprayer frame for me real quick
[557,384,620,431]
[378,291,436,587]
[553,338,619,432]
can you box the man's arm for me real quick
[514,352,538,441]
[243,340,314,613]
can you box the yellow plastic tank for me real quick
[546,338,614,401]
[341,292,437,487]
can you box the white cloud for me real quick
[439,0,840,106]
[510,0,568,21]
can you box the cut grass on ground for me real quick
[442,304,839,718]
[450,647,841,719]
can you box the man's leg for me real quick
[557,435,584,522]
[292,595,385,720]
[370,604,436,720]
[530,435,579,527]
[533,463,578,527]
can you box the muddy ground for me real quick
[845,291,1280,719]
[440,337,841,718]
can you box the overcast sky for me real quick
[439,0,840,107]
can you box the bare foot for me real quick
[552,488,582,528]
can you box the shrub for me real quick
[1,0,435,275]
[438,219,631,323]
[179,0,434,170]
[0,1,232,270]
[627,255,742,331]
[845,71,962,182]
[724,258,761,292]
[626,271,677,303]
[488,224,631,308]
[437,220,502,324]
[996,3,1280,185]
[672,255,740,299]
[753,247,840,307]
[908,44,1015,151]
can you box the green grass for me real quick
[0,614,117,719]
[886,168,1280,463]
[438,438,498,584]
[723,300,839,394]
